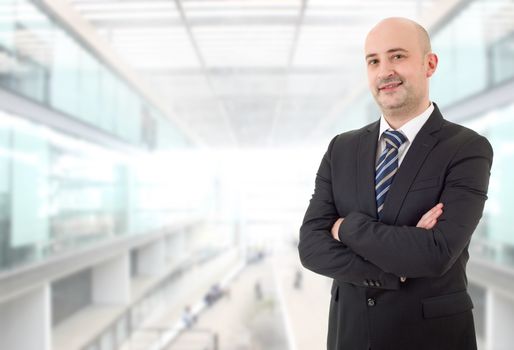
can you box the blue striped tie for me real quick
[375,130,407,219]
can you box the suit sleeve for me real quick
[299,136,401,290]
[339,135,493,278]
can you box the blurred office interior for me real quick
[0,0,513,349]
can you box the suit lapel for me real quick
[380,104,444,224]
[357,121,380,218]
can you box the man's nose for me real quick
[377,61,395,80]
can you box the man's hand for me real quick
[331,218,344,241]
[416,203,444,229]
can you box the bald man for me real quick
[299,18,492,350]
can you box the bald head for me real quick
[364,17,438,123]
[366,17,431,55]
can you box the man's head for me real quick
[364,17,438,119]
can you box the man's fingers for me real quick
[424,204,444,220]
[419,218,436,229]
[419,211,437,226]
[427,209,443,221]
[416,203,444,229]
[427,203,444,216]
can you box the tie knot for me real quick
[382,130,406,149]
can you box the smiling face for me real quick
[364,18,438,120]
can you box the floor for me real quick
[165,246,331,350]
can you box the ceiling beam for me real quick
[140,66,347,76]
[88,16,362,28]
[266,0,308,147]
[174,0,238,146]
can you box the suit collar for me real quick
[416,102,445,135]
[358,120,380,218]
[357,103,445,222]
[380,103,444,224]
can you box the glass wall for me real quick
[0,0,200,272]
[431,0,514,107]
[463,102,514,266]
[0,0,187,149]
[0,109,212,272]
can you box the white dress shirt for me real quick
[377,103,434,166]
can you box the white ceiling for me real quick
[69,0,440,148]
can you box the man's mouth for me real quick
[378,81,403,91]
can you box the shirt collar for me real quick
[378,102,434,144]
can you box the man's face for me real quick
[364,21,434,114]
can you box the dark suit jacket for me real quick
[298,103,493,350]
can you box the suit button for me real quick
[375,281,381,287]
[363,280,369,286]
[369,280,376,287]
[367,298,376,307]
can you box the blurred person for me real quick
[293,269,303,290]
[298,17,493,350]
[182,305,196,329]
[204,283,224,306]
[254,280,263,300]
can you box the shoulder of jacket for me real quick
[332,121,375,144]
[440,119,488,143]
[439,119,493,162]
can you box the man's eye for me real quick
[393,54,404,60]
[368,59,378,65]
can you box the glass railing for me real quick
[0,109,207,273]
[0,0,188,149]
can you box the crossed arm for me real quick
[331,203,444,282]
[299,134,492,289]
[331,203,444,241]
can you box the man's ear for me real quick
[426,53,438,78]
